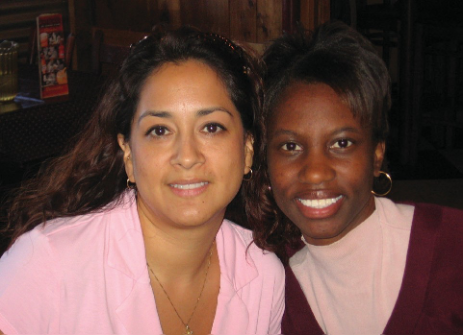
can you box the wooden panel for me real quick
[316,0,330,27]
[230,0,257,42]
[92,27,148,47]
[93,0,157,31]
[300,0,316,31]
[257,0,282,42]
[202,0,229,37]
[68,0,94,70]
[300,0,330,31]
[159,0,182,27]
[180,0,229,36]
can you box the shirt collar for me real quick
[107,192,259,287]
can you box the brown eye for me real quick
[202,123,225,134]
[281,142,302,151]
[331,139,353,149]
[150,126,170,137]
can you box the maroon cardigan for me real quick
[282,203,463,334]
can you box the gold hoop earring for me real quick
[371,171,392,197]
[127,178,135,190]
[243,167,253,181]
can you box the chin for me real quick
[176,210,225,227]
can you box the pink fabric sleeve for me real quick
[0,228,60,334]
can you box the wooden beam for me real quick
[316,0,330,27]
[230,0,257,42]
[257,0,281,42]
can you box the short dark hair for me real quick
[264,21,390,143]
[245,21,391,263]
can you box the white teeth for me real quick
[298,195,343,209]
[171,182,208,190]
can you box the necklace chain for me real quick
[147,240,215,335]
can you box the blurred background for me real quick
[0,0,462,212]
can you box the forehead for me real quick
[136,59,233,114]
[268,82,365,135]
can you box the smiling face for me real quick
[267,82,384,246]
[118,60,253,231]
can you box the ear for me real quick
[373,141,386,177]
[117,134,135,183]
[243,133,254,174]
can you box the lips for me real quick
[298,195,343,209]
[169,181,209,197]
[295,194,344,218]
[170,182,208,190]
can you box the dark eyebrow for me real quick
[138,107,233,124]
[330,127,362,136]
[270,129,297,138]
[270,127,362,138]
[138,111,171,124]
[197,107,233,117]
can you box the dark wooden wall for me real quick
[81,0,329,42]
[0,0,330,70]
[84,0,283,42]
[69,0,330,70]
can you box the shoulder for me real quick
[412,202,462,228]
[409,202,462,253]
[0,226,61,334]
[397,203,463,334]
[221,220,285,280]
[0,192,136,284]
[223,221,283,270]
[0,224,58,283]
[41,192,136,238]
[375,197,415,230]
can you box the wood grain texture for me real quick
[300,0,330,31]
[316,0,330,27]
[300,0,316,31]
[257,0,281,42]
[230,0,257,42]
[180,0,229,36]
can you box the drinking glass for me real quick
[0,40,19,102]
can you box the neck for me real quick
[138,205,221,282]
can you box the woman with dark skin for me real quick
[0,26,284,334]
[245,22,462,334]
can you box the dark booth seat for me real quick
[0,68,105,165]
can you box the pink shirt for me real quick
[290,197,414,334]
[0,192,285,334]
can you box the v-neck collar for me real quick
[106,191,260,334]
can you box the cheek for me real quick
[337,157,374,192]
[131,146,164,179]
[267,159,292,204]
[208,139,246,174]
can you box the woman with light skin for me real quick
[0,26,284,334]
[246,22,462,334]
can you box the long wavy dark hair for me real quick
[2,25,263,251]
[244,21,391,263]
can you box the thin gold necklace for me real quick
[147,240,215,335]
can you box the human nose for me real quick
[170,133,205,169]
[298,150,335,185]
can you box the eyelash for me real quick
[280,142,302,152]
[330,139,354,149]
[202,123,226,134]
[279,139,354,152]
[147,123,226,138]
[148,125,170,137]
